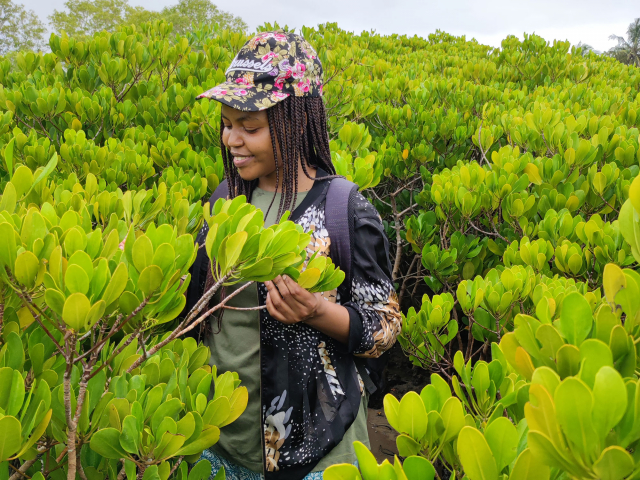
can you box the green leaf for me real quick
[202,397,230,427]
[65,264,90,295]
[119,416,140,454]
[85,300,106,330]
[440,397,465,443]
[554,377,598,460]
[323,464,362,480]
[298,267,322,290]
[509,449,549,480]
[578,339,613,388]
[456,426,498,480]
[396,434,421,457]
[402,456,435,480]
[176,426,220,455]
[384,394,401,433]
[11,165,33,198]
[4,333,24,373]
[25,153,58,199]
[592,446,634,480]
[62,292,91,331]
[484,417,517,472]
[44,289,66,316]
[592,366,627,442]
[0,222,17,271]
[14,251,39,288]
[4,367,25,415]
[142,465,160,480]
[138,265,163,296]
[220,387,248,428]
[90,428,129,459]
[102,262,128,306]
[13,409,52,459]
[353,440,378,480]
[557,292,592,346]
[4,138,14,175]
[398,391,427,440]
[219,231,248,276]
[188,459,212,480]
[0,416,22,461]
[132,235,154,272]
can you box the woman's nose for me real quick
[227,129,243,147]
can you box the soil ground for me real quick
[365,343,431,462]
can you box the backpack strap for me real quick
[325,178,379,395]
[325,178,358,302]
[184,180,229,322]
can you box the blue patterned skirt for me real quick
[199,449,326,480]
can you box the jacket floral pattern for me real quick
[186,171,402,480]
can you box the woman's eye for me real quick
[223,124,231,129]
[245,128,258,134]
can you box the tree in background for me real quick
[159,0,246,35]
[49,0,245,40]
[0,0,47,53]
[608,17,640,66]
[575,41,600,56]
[49,0,149,40]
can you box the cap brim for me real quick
[196,81,290,112]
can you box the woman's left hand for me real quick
[265,275,323,325]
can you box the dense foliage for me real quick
[1,17,640,480]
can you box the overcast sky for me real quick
[24,0,637,53]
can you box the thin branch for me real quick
[392,176,422,197]
[9,460,36,480]
[223,305,266,311]
[477,119,489,166]
[126,279,251,373]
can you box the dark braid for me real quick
[219,96,337,222]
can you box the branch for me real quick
[9,459,37,480]
[477,120,489,166]
[75,298,149,363]
[390,196,403,281]
[392,176,422,197]
[125,279,251,373]
[223,305,266,311]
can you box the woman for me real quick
[187,30,402,480]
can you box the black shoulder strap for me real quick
[324,179,379,395]
[325,178,358,302]
[184,180,229,322]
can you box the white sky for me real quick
[23,0,637,53]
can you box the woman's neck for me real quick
[258,163,317,192]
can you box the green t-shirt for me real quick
[206,186,369,473]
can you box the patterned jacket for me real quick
[186,169,402,480]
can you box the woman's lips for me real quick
[233,156,254,168]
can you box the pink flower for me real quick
[274,77,286,90]
[292,62,306,79]
[235,89,248,96]
[235,77,250,85]
[262,52,278,61]
[212,87,228,95]
[271,92,289,100]
[297,80,310,93]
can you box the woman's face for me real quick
[221,104,276,182]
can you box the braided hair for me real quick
[219,96,336,220]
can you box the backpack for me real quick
[186,178,387,395]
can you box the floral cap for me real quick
[196,30,324,111]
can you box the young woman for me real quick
[186,30,402,480]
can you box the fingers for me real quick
[273,275,293,299]
[266,291,295,324]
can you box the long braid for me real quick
[218,96,338,222]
